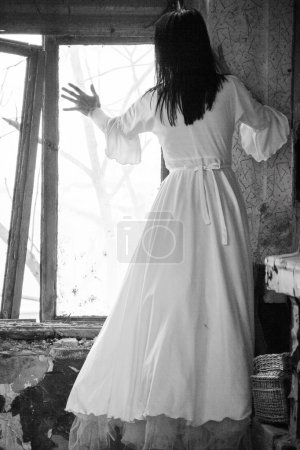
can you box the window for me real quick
[0,36,166,322]
[0,51,27,307]
[58,44,161,316]
[0,38,44,321]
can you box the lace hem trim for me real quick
[68,412,252,450]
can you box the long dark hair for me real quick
[150,8,227,126]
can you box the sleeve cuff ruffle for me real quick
[239,105,290,162]
[105,117,142,165]
[89,108,142,165]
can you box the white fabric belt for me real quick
[169,162,230,246]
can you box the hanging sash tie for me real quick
[170,161,229,246]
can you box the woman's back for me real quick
[151,76,235,167]
[134,75,288,170]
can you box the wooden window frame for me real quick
[0,1,196,337]
[0,40,45,319]
[42,36,169,321]
[0,35,168,324]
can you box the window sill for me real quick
[0,318,106,340]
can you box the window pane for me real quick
[58,45,161,316]
[0,53,27,310]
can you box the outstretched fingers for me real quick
[68,83,85,95]
[61,93,78,104]
[63,107,80,111]
[61,87,80,98]
[90,84,97,96]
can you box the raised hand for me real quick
[61,83,101,116]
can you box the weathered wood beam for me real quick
[0,320,105,340]
[0,0,164,8]
[0,15,158,37]
[0,319,36,322]
[52,316,107,322]
[0,38,41,56]
[1,48,45,319]
[0,0,200,35]
[41,37,59,321]
[55,36,153,45]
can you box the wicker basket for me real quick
[253,352,291,374]
[251,353,291,425]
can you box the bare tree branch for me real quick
[1,116,94,179]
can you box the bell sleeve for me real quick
[230,75,290,162]
[88,91,155,165]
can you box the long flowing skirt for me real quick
[66,167,254,449]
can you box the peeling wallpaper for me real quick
[208,0,294,262]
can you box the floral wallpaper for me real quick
[208,0,294,262]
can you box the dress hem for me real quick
[67,410,253,450]
[65,406,252,428]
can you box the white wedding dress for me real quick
[65,75,289,449]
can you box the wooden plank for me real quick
[41,38,61,323]
[0,320,105,340]
[41,37,59,321]
[56,36,153,45]
[52,316,107,322]
[0,38,41,56]
[0,0,199,35]
[1,49,45,319]
[0,0,164,9]
[0,15,158,36]
[0,319,36,322]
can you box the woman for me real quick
[62,7,289,450]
